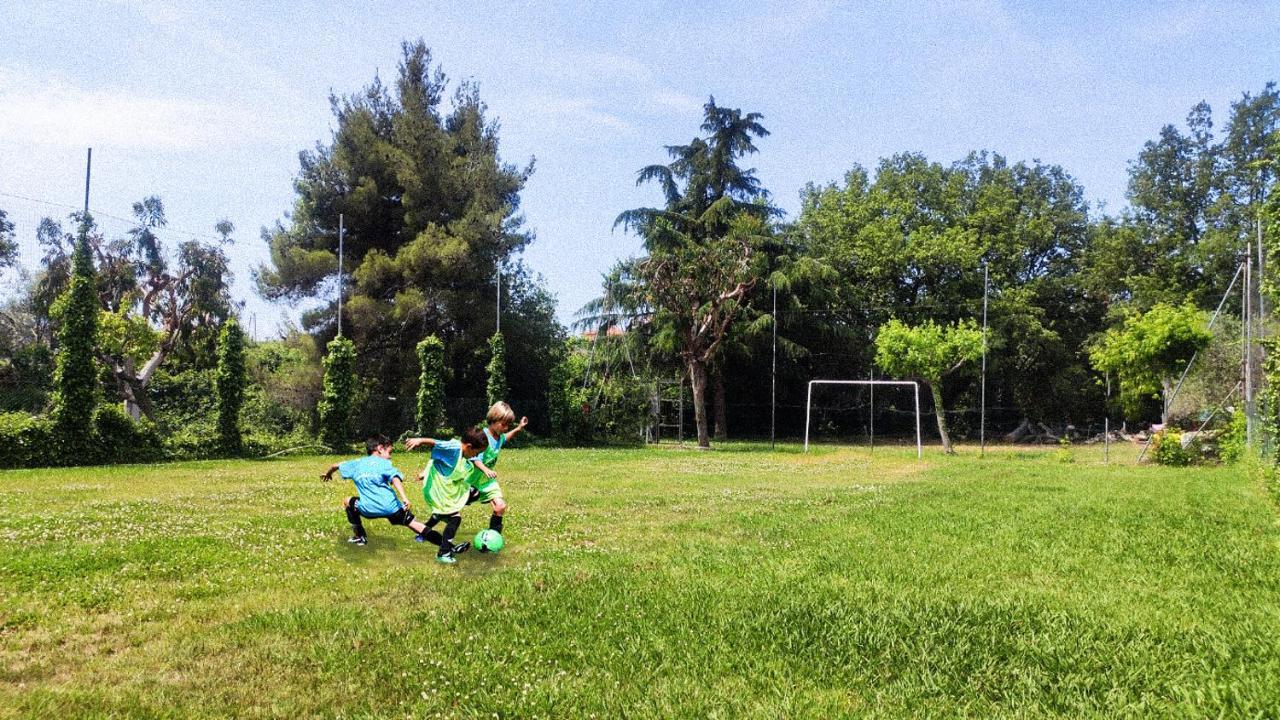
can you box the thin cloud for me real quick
[531,97,635,134]
[0,67,285,151]
[651,90,705,116]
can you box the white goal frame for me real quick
[803,380,922,459]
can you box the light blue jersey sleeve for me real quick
[338,458,360,479]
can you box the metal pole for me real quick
[496,259,501,334]
[678,379,684,445]
[770,280,777,449]
[804,381,813,452]
[914,382,922,460]
[1246,254,1253,447]
[868,366,874,451]
[83,148,92,216]
[337,214,344,337]
[1258,200,1266,343]
[980,262,989,457]
[1104,373,1110,464]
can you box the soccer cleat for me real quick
[348,536,368,546]
[413,533,428,543]
[450,541,471,555]
[435,552,457,564]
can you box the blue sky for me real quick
[2,0,1278,336]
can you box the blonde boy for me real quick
[464,401,529,536]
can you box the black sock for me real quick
[489,514,503,534]
[420,530,444,546]
[438,515,462,555]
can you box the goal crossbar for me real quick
[803,380,922,459]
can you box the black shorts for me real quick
[385,507,415,526]
[351,497,415,526]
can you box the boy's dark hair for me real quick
[366,434,392,454]
[460,427,486,449]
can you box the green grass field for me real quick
[2,444,1279,718]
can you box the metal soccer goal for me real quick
[803,379,922,459]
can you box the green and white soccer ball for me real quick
[474,529,504,554]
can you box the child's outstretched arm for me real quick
[504,417,529,443]
[472,458,498,480]
[390,476,412,511]
[320,463,340,481]
[404,437,438,452]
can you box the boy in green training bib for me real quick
[404,426,488,564]
[464,401,529,536]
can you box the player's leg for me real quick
[342,496,367,545]
[474,483,506,533]
[389,508,425,536]
[436,512,469,563]
[488,496,506,534]
[415,513,444,545]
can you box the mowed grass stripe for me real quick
[1,445,1278,718]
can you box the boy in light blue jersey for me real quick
[404,426,488,564]
[320,434,435,546]
[463,401,529,536]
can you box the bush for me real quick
[93,404,164,464]
[163,424,221,461]
[1218,410,1248,465]
[150,368,216,430]
[0,412,54,468]
[1151,428,1196,467]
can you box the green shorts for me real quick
[469,481,504,504]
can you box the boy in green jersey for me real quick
[464,401,529,536]
[405,426,488,564]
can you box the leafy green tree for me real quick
[415,335,445,435]
[874,318,984,454]
[32,200,234,419]
[616,98,776,447]
[256,40,559,432]
[636,214,768,448]
[1088,303,1212,424]
[797,152,1098,430]
[215,316,246,454]
[0,208,16,269]
[51,218,99,459]
[486,331,507,407]
[318,336,356,450]
[1088,86,1278,314]
[0,293,54,414]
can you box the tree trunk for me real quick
[120,356,143,420]
[688,359,711,449]
[713,370,727,441]
[1161,376,1173,426]
[930,382,954,454]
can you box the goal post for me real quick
[803,380,922,459]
